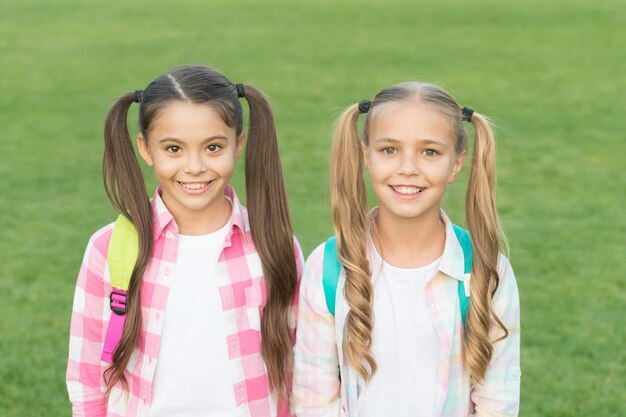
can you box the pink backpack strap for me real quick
[101,289,128,362]
[101,215,138,363]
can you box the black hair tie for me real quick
[461,107,474,122]
[133,90,144,103]
[358,100,371,114]
[235,83,245,98]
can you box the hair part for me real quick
[330,81,508,384]
[102,65,297,398]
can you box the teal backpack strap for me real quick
[322,236,341,316]
[322,228,473,325]
[452,224,473,327]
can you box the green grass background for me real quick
[1,0,624,415]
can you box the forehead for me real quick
[149,101,236,140]
[368,101,454,146]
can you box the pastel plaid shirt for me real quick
[292,211,520,417]
[67,186,303,417]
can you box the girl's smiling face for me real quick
[363,101,466,224]
[137,101,243,233]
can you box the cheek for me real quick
[366,163,385,184]
[152,157,177,176]
[367,155,394,179]
[434,163,454,179]
[214,154,238,176]
[426,158,457,180]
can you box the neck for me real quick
[169,196,232,236]
[372,207,446,268]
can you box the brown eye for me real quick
[207,144,222,152]
[166,145,180,153]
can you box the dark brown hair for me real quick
[102,65,297,397]
[331,82,508,384]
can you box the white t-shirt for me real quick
[357,244,442,417]
[149,222,238,417]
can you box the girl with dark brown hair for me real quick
[67,65,302,417]
[293,82,520,417]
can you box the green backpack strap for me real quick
[108,214,139,291]
[322,226,473,326]
[101,214,139,363]
[322,236,341,316]
[452,224,472,327]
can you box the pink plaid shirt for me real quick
[67,186,303,417]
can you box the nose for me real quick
[183,152,207,175]
[398,153,419,176]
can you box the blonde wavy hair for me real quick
[330,82,509,384]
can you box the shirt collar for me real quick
[223,185,249,244]
[437,210,466,282]
[150,185,249,242]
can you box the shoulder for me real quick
[74,222,116,293]
[291,236,306,279]
[492,254,520,323]
[299,241,334,315]
[496,254,519,295]
[81,222,115,266]
[292,235,304,259]
[299,242,327,298]
[304,241,327,278]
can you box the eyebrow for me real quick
[157,135,229,144]
[373,137,448,147]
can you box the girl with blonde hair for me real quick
[293,82,520,417]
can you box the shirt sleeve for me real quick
[279,237,307,417]
[289,236,306,339]
[66,225,113,417]
[292,244,343,417]
[471,255,521,417]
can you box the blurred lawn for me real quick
[0,0,624,415]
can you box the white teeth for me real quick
[180,182,207,190]
[394,186,423,195]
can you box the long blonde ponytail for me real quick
[330,104,377,382]
[463,111,509,384]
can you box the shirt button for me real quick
[156,312,161,322]
[165,268,170,276]
[428,303,435,309]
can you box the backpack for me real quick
[322,224,472,326]
[101,215,139,363]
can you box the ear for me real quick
[136,134,154,166]
[448,151,467,183]
[361,142,371,168]
[235,132,245,160]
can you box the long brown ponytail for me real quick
[331,82,509,384]
[330,104,377,382]
[102,91,154,393]
[241,84,298,397]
